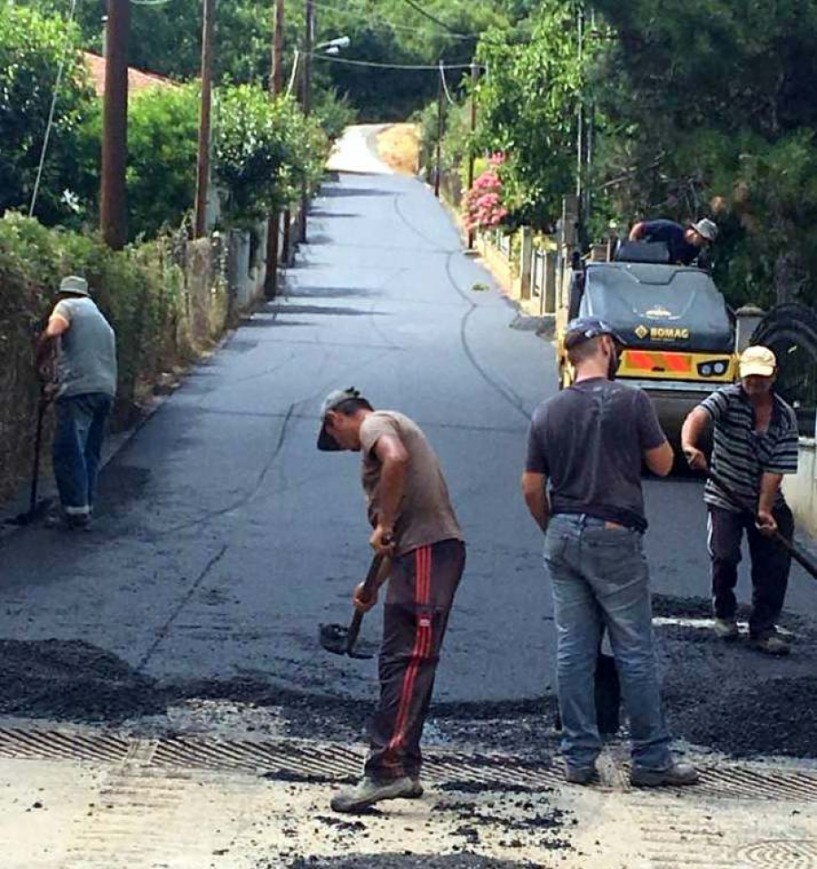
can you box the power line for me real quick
[309,0,476,40]
[310,52,479,71]
[439,60,456,106]
[29,0,79,218]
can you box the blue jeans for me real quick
[52,393,113,516]
[545,513,672,771]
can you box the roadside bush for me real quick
[0,213,229,503]
[214,87,329,227]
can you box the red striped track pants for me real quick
[364,538,465,782]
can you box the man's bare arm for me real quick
[371,432,408,551]
[36,312,69,371]
[681,407,710,470]
[521,471,549,532]
[644,440,674,477]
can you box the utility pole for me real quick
[575,7,586,249]
[194,0,216,239]
[298,0,314,243]
[466,60,478,249]
[434,60,444,198]
[264,0,285,298]
[100,0,130,250]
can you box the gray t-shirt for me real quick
[52,297,117,399]
[525,378,666,531]
[360,410,463,557]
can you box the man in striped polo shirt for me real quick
[317,388,465,813]
[681,346,799,655]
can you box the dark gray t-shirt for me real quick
[52,297,117,399]
[525,378,666,531]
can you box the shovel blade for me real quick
[318,623,374,659]
[319,622,350,656]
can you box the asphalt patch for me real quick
[0,639,163,722]
[671,675,817,758]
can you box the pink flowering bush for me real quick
[463,153,509,232]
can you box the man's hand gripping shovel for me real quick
[319,538,393,659]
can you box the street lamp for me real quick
[316,35,350,53]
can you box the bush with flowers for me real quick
[462,153,510,232]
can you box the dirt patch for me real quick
[375,124,420,176]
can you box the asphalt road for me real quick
[2,168,817,755]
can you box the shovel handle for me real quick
[707,470,817,581]
[344,552,387,654]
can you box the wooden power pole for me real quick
[434,60,444,198]
[466,60,478,249]
[265,0,285,298]
[298,0,314,243]
[194,0,216,238]
[100,0,130,250]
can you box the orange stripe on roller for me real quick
[627,351,654,369]
[660,353,691,373]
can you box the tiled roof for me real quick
[84,52,178,97]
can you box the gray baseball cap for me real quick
[59,275,90,296]
[317,387,364,451]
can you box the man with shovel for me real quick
[317,388,465,813]
[681,345,799,655]
[522,317,698,787]
[36,275,117,530]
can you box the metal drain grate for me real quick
[151,736,563,790]
[0,727,131,764]
[696,765,817,803]
[0,727,816,804]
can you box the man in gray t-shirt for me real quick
[37,275,117,530]
[317,388,465,813]
[522,316,697,789]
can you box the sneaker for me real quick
[749,633,790,656]
[564,764,599,785]
[330,775,417,813]
[631,762,699,788]
[406,778,424,798]
[713,617,739,640]
[44,511,91,531]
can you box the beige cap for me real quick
[739,345,776,378]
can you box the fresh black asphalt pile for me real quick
[1,589,816,759]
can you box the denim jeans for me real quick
[544,513,672,771]
[52,393,113,516]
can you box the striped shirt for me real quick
[700,384,799,512]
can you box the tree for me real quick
[0,4,95,226]
[473,2,589,230]
[590,0,817,306]
[213,87,328,227]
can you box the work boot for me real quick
[631,762,699,788]
[330,775,417,813]
[564,764,599,785]
[749,632,790,656]
[713,617,739,640]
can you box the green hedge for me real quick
[0,213,229,503]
